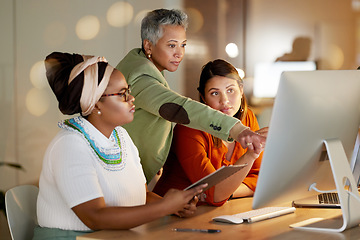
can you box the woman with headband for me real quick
[34,52,206,239]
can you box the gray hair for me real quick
[141,9,188,47]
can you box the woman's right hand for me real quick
[236,128,266,154]
[162,183,207,217]
[256,127,269,137]
[244,127,268,158]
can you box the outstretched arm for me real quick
[72,183,206,230]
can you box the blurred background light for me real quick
[185,39,208,59]
[76,15,100,40]
[226,43,239,58]
[134,10,149,26]
[26,88,50,116]
[236,68,245,79]
[186,8,204,33]
[30,61,47,89]
[107,1,134,27]
[325,44,344,69]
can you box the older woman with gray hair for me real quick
[116,8,267,184]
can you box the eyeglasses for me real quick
[101,85,132,102]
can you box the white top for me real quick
[37,117,146,231]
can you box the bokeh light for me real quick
[186,8,204,33]
[76,15,100,40]
[185,39,208,59]
[326,44,344,70]
[134,10,150,26]
[30,61,47,89]
[236,68,245,79]
[226,43,239,58]
[26,88,50,116]
[352,0,360,11]
[107,1,134,27]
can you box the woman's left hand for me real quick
[175,196,199,218]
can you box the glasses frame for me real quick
[101,85,131,102]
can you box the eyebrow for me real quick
[207,83,236,92]
[112,86,127,94]
[208,87,219,92]
[167,39,187,43]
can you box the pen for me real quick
[172,228,221,233]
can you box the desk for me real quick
[77,197,360,240]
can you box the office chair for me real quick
[5,185,39,240]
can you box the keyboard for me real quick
[318,192,339,204]
[213,206,296,224]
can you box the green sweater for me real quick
[116,48,245,182]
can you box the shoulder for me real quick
[116,48,165,85]
[51,129,85,147]
[117,48,146,68]
[43,129,94,172]
[46,129,90,156]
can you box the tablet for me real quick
[184,164,247,192]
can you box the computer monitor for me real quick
[252,70,360,232]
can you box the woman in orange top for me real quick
[153,59,267,206]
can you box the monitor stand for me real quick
[291,138,360,232]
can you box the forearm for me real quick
[74,199,170,230]
[213,154,256,202]
[232,184,254,198]
[93,192,166,229]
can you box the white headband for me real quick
[68,55,114,116]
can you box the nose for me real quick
[220,93,229,105]
[174,47,184,59]
[128,94,135,103]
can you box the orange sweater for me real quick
[153,109,263,206]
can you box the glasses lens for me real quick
[101,86,131,101]
[123,86,131,101]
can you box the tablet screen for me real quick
[184,164,247,192]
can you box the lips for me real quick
[220,107,232,114]
[130,105,135,113]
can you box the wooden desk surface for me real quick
[77,197,360,240]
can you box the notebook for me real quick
[292,131,360,208]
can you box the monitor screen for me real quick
[253,70,360,211]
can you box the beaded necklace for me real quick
[58,117,124,167]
